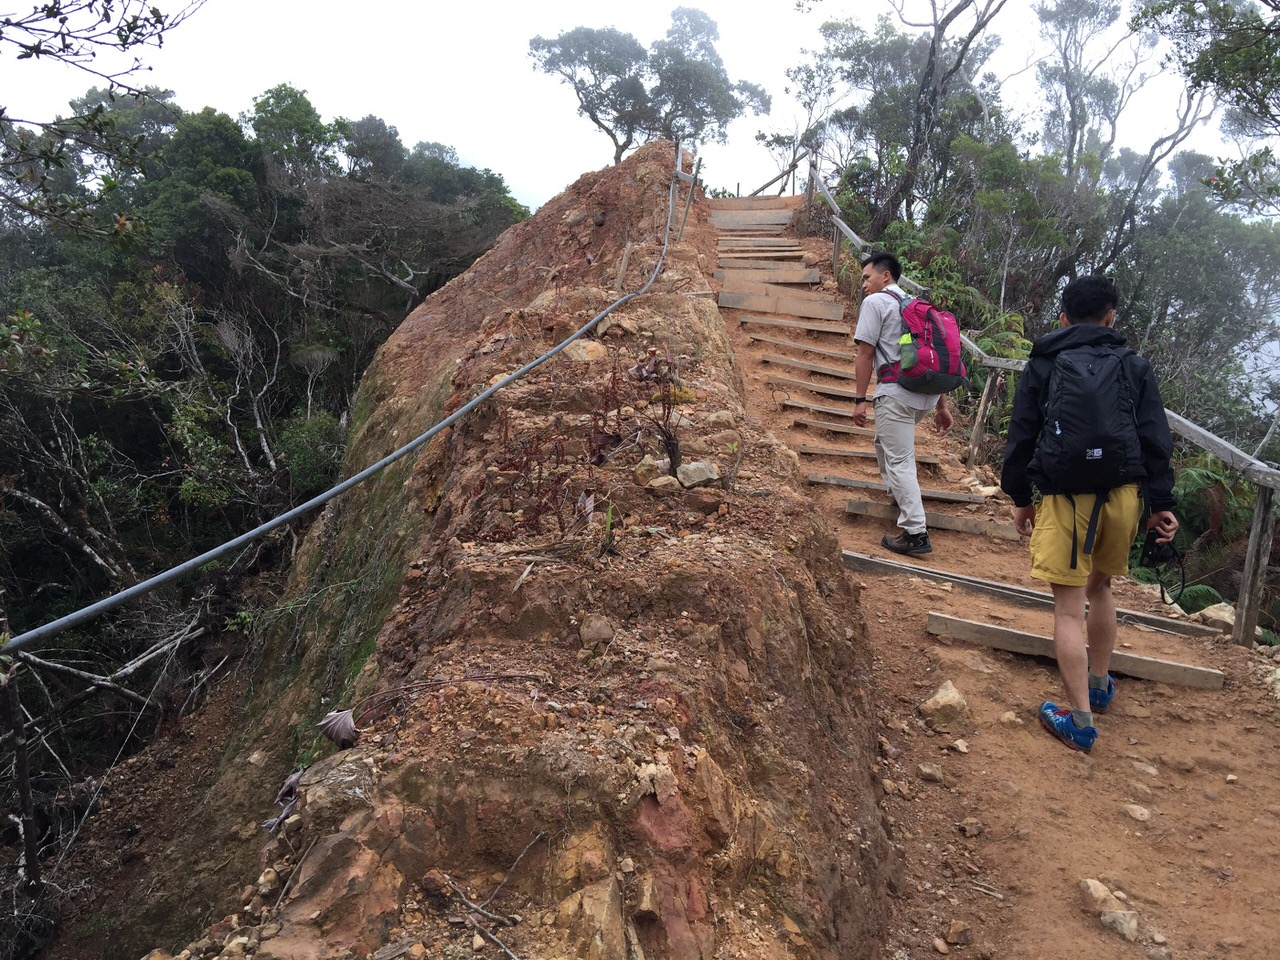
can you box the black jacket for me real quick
[1000,324,1177,511]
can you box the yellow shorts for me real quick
[1029,484,1141,586]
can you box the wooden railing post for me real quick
[967,370,1001,469]
[1234,485,1276,646]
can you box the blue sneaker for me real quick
[1039,701,1097,753]
[1089,674,1116,714]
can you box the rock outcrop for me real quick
[144,142,893,960]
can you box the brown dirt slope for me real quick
[30,142,1280,960]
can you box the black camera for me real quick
[1139,529,1177,567]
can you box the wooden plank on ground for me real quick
[762,354,856,380]
[718,291,844,320]
[804,445,942,466]
[720,276,830,301]
[780,399,855,419]
[741,316,849,335]
[845,500,1014,537]
[716,268,821,284]
[794,418,874,437]
[841,550,1221,638]
[708,196,804,210]
[718,250,807,262]
[717,236,801,247]
[748,334,853,360]
[767,374,861,399]
[711,216,794,232]
[926,613,1225,690]
[717,258,812,270]
[808,475,985,503]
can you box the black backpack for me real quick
[1029,344,1144,567]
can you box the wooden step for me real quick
[710,211,794,229]
[742,316,849,335]
[804,444,940,466]
[717,237,803,248]
[718,291,844,321]
[762,354,856,380]
[747,333,853,361]
[716,258,811,270]
[841,550,1222,638]
[927,613,1224,689]
[780,398,855,419]
[721,277,829,302]
[810,476,985,503]
[845,501,1015,538]
[708,196,804,210]
[719,254,807,265]
[767,375,861,400]
[793,418,874,437]
[715,268,821,284]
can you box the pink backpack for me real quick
[876,290,970,394]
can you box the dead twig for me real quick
[969,880,1005,901]
[445,878,516,926]
[468,916,523,960]
[275,837,318,910]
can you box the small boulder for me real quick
[562,339,608,364]
[1100,910,1139,941]
[579,614,615,647]
[632,455,662,485]
[676,460,721,488]
[920,680,969,731]
[1194,602,1236,630]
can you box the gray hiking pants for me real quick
[874,394,931,535]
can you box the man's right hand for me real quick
[852,400,870,427]
[1014,504,1036,538]
[1146,510,1178,544]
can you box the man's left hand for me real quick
[934,403,953,433]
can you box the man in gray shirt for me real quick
[851,252,952,555]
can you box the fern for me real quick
[1177,583,1225,615]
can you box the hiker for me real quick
[1000,275,1179,753]
[851,251,952,556]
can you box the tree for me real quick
[529,7,770,163]
[1134,0,1280,210]
[245,83,336,185]
[0,1,207,232]
[645,8,770,145]
[812,11,1002,232]
[529,26,651,164]
[868,0,1010,235]
[1035,0,1155,176]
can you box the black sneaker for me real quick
[882,530,932,555]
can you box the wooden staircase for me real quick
[709,194,1223,690]
[709,194,1018,540]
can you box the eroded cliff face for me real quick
[152,142,894,960]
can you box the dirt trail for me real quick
[716,213,1280,960]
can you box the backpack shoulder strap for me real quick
[869,290,906,372]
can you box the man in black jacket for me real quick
[1001,276,1178,753]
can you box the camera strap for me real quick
[1140,482,1185,605]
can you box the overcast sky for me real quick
[1,1,1219,211]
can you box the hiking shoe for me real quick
[882,530,932,555]
[1038,701,1097,753]
[1089,674,1116,714]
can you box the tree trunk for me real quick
[3,668,43,894]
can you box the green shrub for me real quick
[277,412,344,499]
